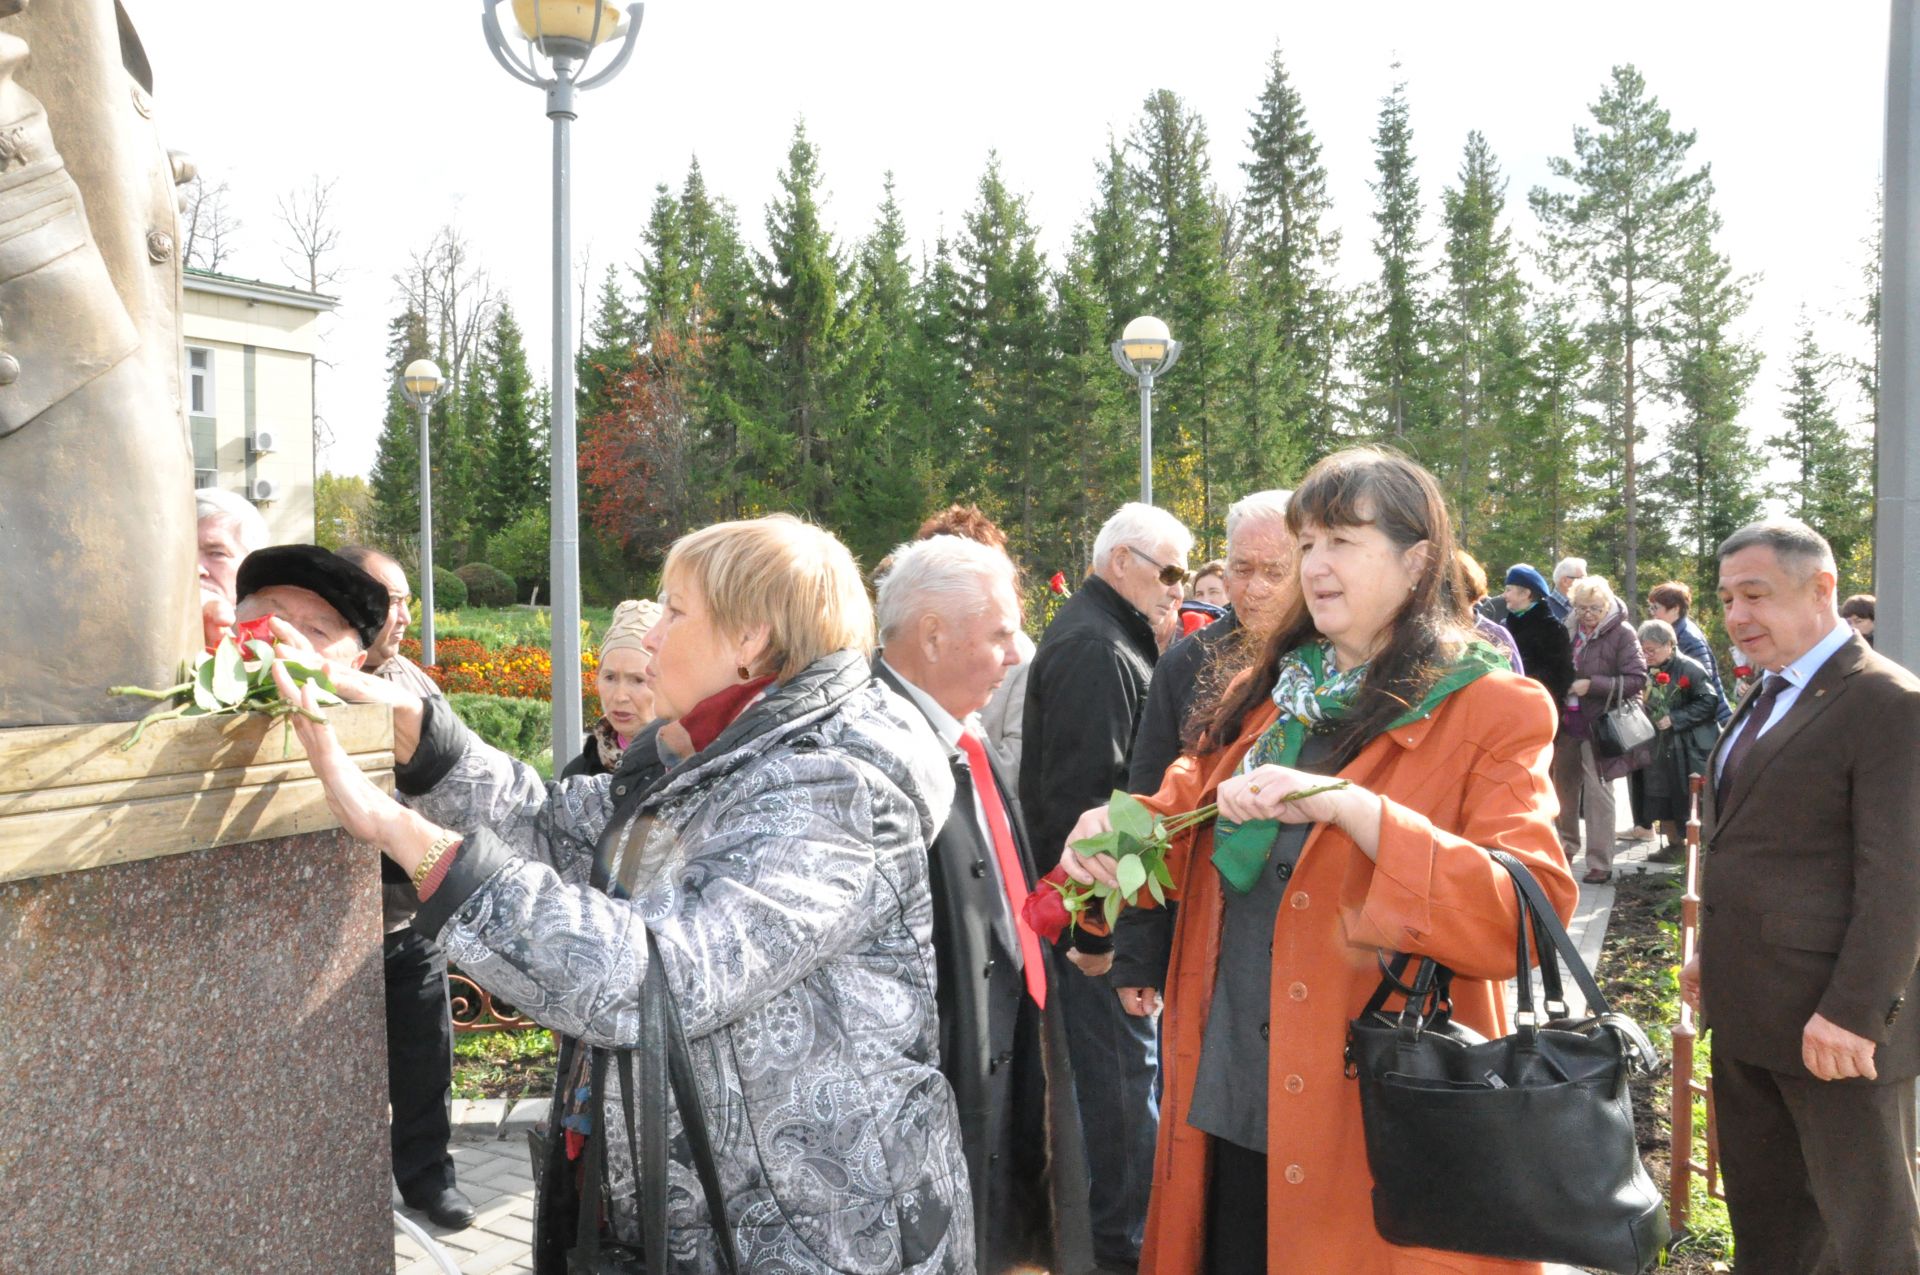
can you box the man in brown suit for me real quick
[1681,518,1920,1273]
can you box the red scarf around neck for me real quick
[680,675,777,752]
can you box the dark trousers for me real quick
[1714,1053,1920,1274]
[1628,769,1648,829]
[385,927,457,1200]
[1058,956,1159,1267]
[1204,1137,1268,1275]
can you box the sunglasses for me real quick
[1129,546,1190,586]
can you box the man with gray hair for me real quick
[874,535,1092,1275]
[1680,517,1920,1271]
[1020,500,1192,1273]
[1552,555,1588,610]
[196,487,271,606]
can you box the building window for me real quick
[187,347,212,416]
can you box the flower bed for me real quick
[400,636,601,720]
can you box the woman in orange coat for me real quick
[1063,448,1578,1274]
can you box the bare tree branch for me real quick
[275,175,343,293]
[182,174,241,273]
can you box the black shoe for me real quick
[407,1185,477,1231]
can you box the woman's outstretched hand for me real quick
[1059,805,1119,889]
[272,658,404,848]
[1216,764,1384,860]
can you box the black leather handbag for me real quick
[1345,852,1670,1274]
[1591,680,1657,763]
[566,928,741,1275]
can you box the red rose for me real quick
[1022,866,1074,944]
[1678,676,1690,689]
[1048,571,1070,597]
[236,614,277,643]
[1733,664,1753,678]
[1655,671,1670,684]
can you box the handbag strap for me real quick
[644,928,741,1274]
[575,1046,611,1261]
[1491,852,1610,1019]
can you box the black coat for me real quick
[1111,608,1245,991]
[1018,574,1160,954]
[1640,651,1724,823]
[1504,601,1576,707]
[873,662,1094,1275]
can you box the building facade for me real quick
[182,269,336,544]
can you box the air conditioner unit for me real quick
[251,478,279,503]
[250,429,278,455]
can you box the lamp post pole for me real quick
[1878,0,1917,670]
[548,55,582,767]
[1138,365,1156,506]
[401,360,445,666]
[1112,316,1182,507]
[481,0,643,769]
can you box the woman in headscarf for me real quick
[1058,447,1577,1275]
[561,598,662,780]
[1500,563,1575,710]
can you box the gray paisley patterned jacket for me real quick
[403,652,973,1273]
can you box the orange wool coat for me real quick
[1133,669,1579,1275]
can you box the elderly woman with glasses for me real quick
[278,515,973,1274]
[1555,574,1649,882]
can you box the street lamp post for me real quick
[1111,315,1182,505]
[400,359,445,666]
[481,0,643,769]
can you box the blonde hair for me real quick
[1568,574,1616,611]
[662,515,874,679]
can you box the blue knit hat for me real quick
[1504,563,1572,620]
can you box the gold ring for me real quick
[1249,782,1261,794]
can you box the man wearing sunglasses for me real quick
[1020,500,1193,1274]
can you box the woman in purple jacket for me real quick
[1553,574,1649,882]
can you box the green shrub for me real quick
[409,566,469,611]
[447,692,552,764]
[492,507,550,601]
[456,562,516,608]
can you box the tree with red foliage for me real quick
[579,328,701,562]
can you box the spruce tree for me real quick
[1771,318,1873,587]
[1480,291,1595,575]
[1532,64,1710,610]
[746,121,860,522]
[953,154,1063,563]
[1357,70,1435,443]
[1128,90,1232,549]
[577,268,638,426]
[482,303,543,534]
[1648,210,1762,590]
[1233,48,1342,480]
[1434,131,1528,546]
[369,306,430,548]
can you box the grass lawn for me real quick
[452,1027,558,1102]
[1599,872,1734,1271]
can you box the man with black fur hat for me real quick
[232,545,478,1231]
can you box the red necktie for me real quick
[956,731,1047,1009]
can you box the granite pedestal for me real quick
[0,705,397,1273]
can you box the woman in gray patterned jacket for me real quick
[278,515,973,1274]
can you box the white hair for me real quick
[1091,502,1194,570]
[195,487,270,554]
[876,535,1017,642]
[1552,556,1588,584]
[1225,489,1291,549]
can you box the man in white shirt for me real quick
[1683,518,1920,1273]
[874,535,1091,1275]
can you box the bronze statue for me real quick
[0,0,197,726]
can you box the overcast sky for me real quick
[136,1,1892,480]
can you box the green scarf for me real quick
[1210,638,1510,894]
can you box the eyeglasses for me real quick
[1128,546,1190,586]
[1226,557,1293,588]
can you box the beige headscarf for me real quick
[599,598,661,661]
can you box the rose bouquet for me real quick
[110,614,340,750]
[1645,669,1690,723]
[1022,780,1349,942]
